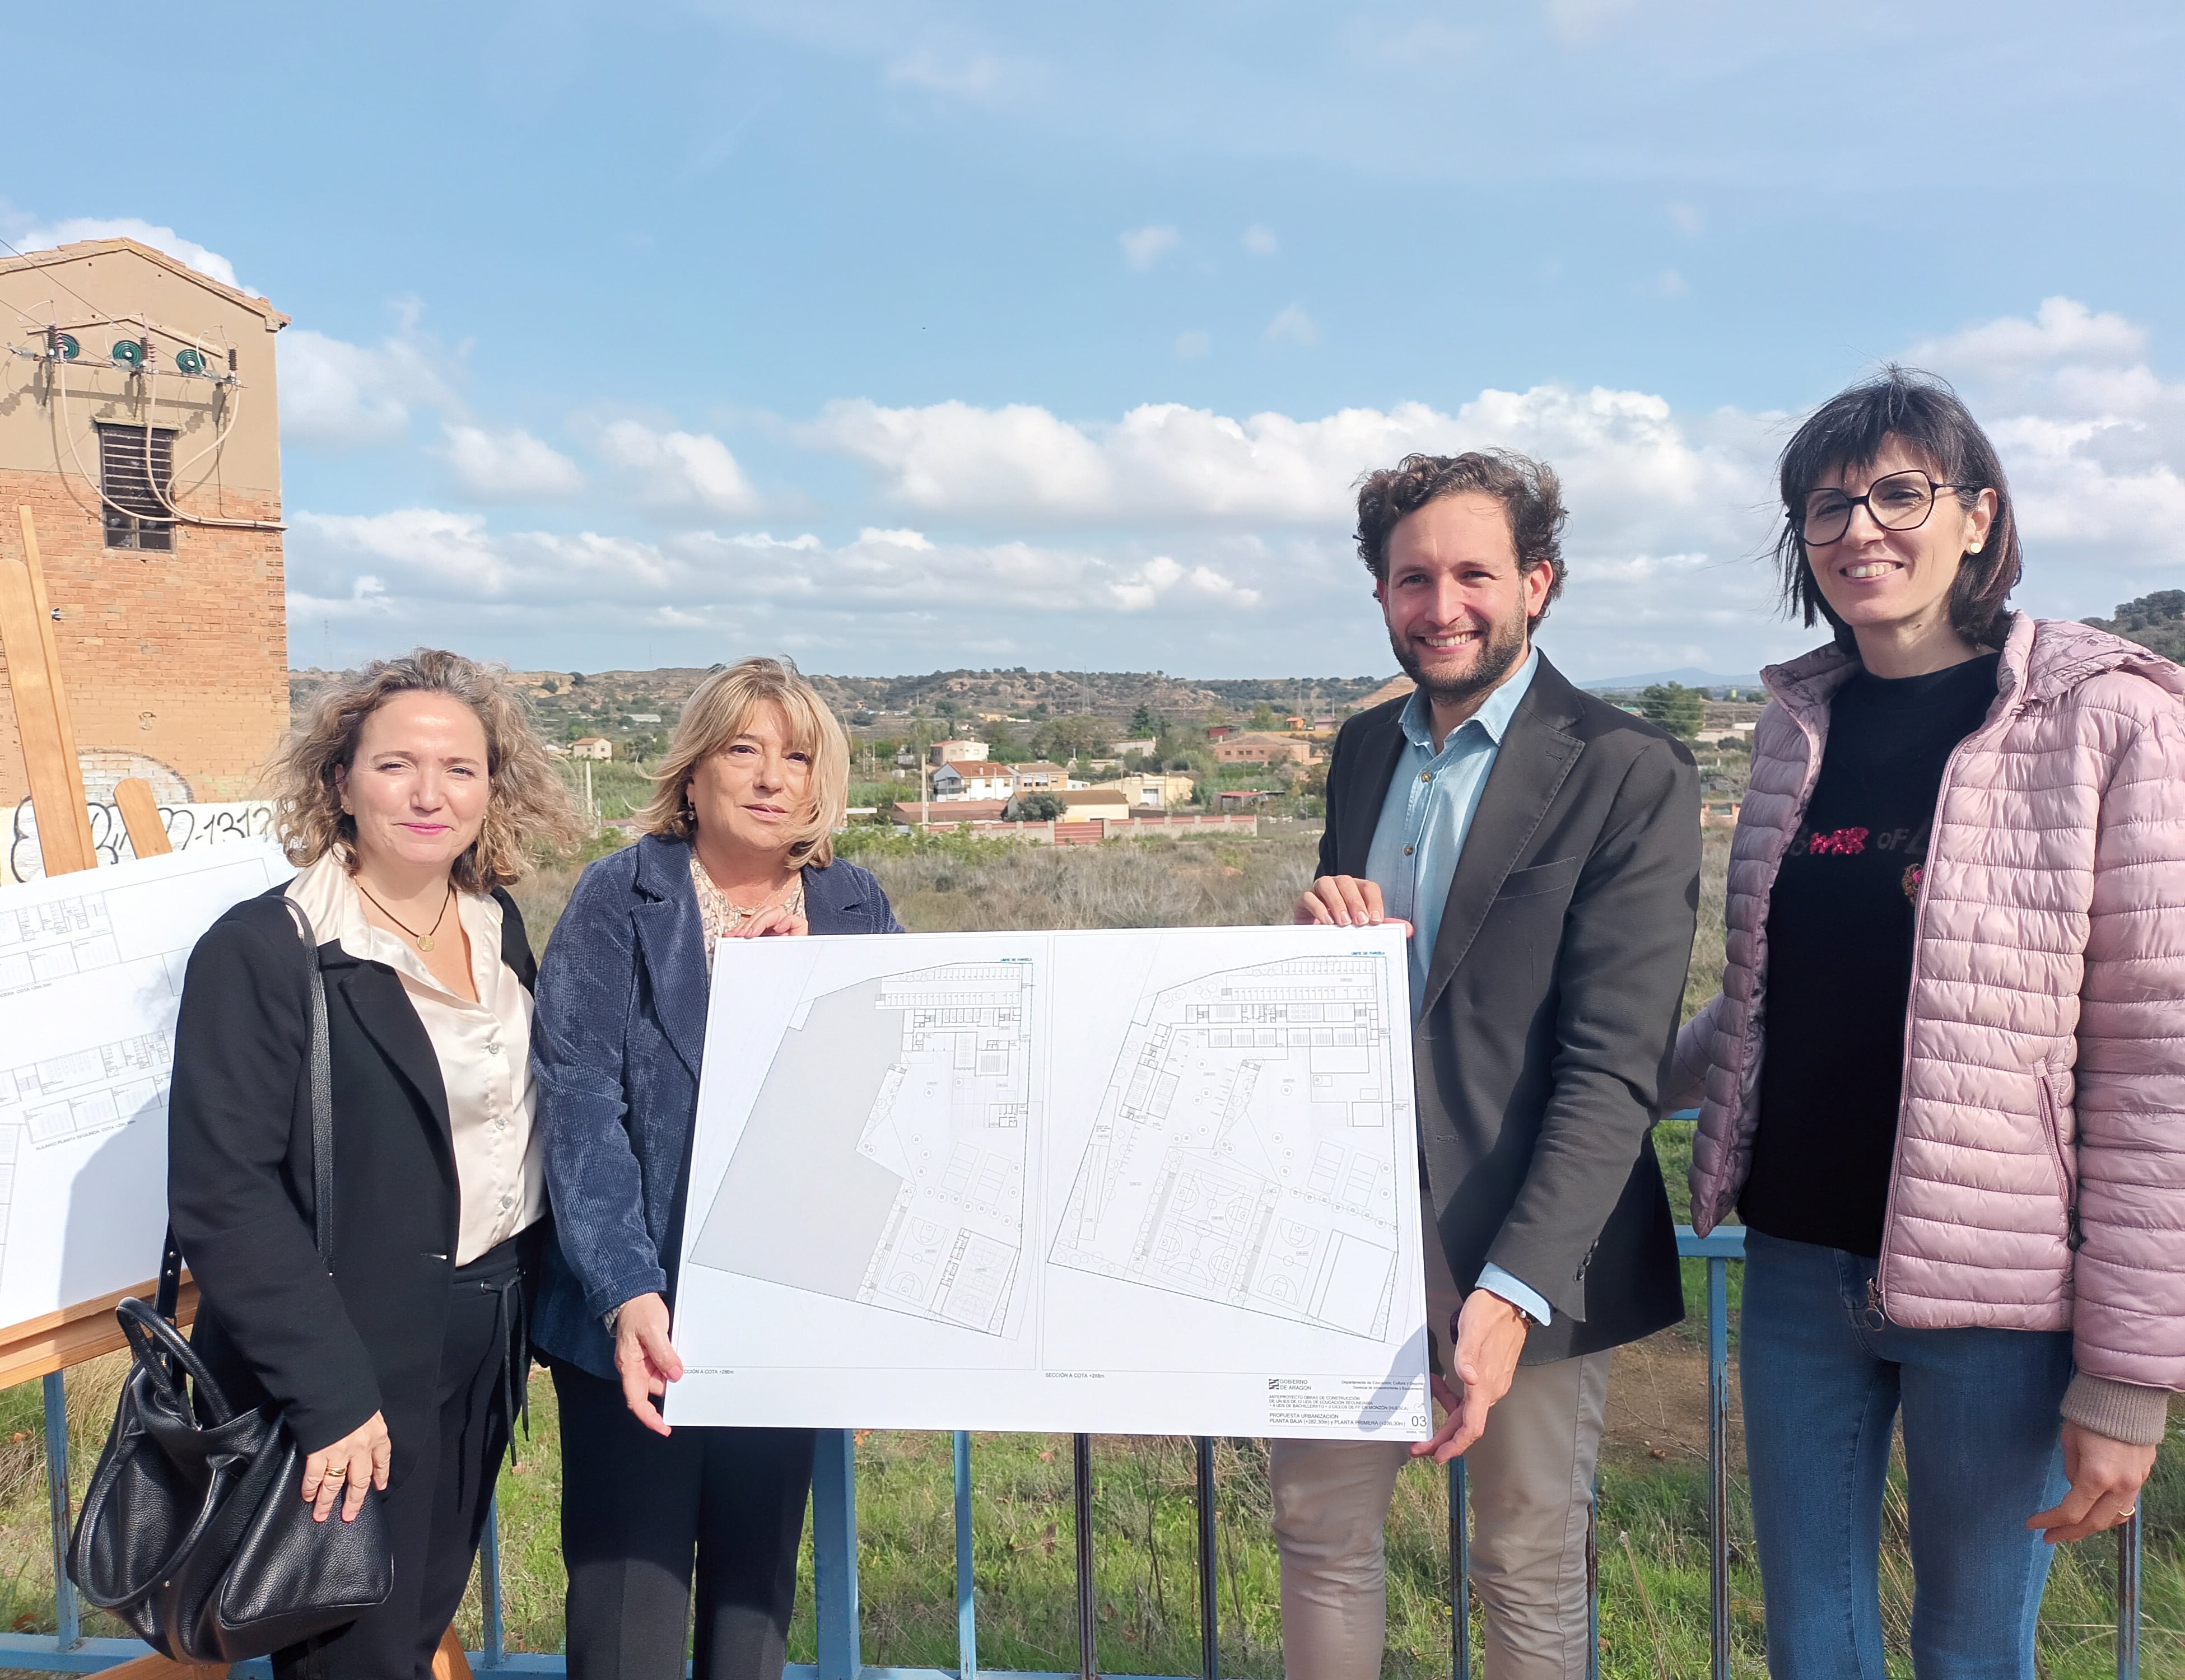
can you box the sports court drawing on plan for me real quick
[1049,954,1406,1338]
[692,962,1033,1336]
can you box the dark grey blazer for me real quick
[1320,655,1699,1362]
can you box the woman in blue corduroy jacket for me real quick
[529,656,900,1680]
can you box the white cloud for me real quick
[807,398,1112,515]
[1264,303,1318,346]
[1345,16,1479,67]
[1175,329,1212,360]
[1651,269,1689,298]
[1899,297,2185,603]
[807,384,1771,548]
[287,509,1264,626]
[590,419,760,514]
[1667,202,1704,236]
[1110,555,1262,612]
[1546,0,1640,47]
[277,318,460,447]
[884,49,1012,99]
[1119,225,1180,271]
[1242,224,1279,256]
[285,292,2185,678]
[436,423,584,500]
[1911,297,2147,379]
[11,217,247,292]
[813,386,1765,537]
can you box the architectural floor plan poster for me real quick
[0,842,288,1334]
[670,923,1431,1440]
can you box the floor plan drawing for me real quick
[670,925,1427,1439]
[0,842,286,1334]
[691,960,1035,1336]
[0,884,131,997]
[1048,955,1408,1338]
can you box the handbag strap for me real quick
[156,893,335,1322]
[279,895,338,1267]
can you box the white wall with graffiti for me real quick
[4,800,279,888]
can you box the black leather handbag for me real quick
[67,898,394,1664]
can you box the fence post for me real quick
[1073,1434,1096,1679]
[813,1429,860,1680]
[44,1371,78,1652]
[2117,1510,2141,1680]
[481,1494,505,1669]
[954,1430,977,1680]
[1708,1255,1731,1680]
[1194,1438,1218,1680]
[1448,1456,1468,1679]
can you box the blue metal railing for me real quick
[2,1226,2149,1679]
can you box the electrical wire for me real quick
[136,349,283,531]
[6,249,285,533]
[167,375,244,491]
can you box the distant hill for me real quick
[2085,590,2185,663]
[1578,667,1766,695]
[289,666,1396,739]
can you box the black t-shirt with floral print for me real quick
[1740,652,2001,1257]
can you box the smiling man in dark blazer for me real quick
[1275,451,1698,1679]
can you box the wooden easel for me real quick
[1,516,469,1679]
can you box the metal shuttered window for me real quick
[96,423,176,550]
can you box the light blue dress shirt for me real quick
[1362,648,1555,1327]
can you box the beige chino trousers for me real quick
[1268,1196,1610,1679]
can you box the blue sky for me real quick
[11,1,2183,680]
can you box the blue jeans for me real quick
[1738,1229,2074,1679]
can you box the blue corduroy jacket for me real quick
[529,832,902,1380]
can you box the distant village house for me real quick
[1215,732,1320,767]
[1059,788,1132,822]
[929,760,1013,801]
[1101,771,1195,811]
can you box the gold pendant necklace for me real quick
[357,879,455,951]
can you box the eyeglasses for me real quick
[1799,469,1962,547]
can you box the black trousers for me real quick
[274,1239,525,1680]
[552,1360,816,1680]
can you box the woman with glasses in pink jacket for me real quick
[1670,368,2182,1678]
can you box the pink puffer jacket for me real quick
[1671,614,2185,1434]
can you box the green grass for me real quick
[10,1361,2171,1678]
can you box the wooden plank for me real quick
[431,1627,474,1680]
[18,506,98,868]
[0,1277,198,1388]
[114,776,174,857]
[0,508,94,876]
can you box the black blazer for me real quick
[167,884,537,1487]
[1320,656,1699,1362]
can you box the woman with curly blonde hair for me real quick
[169,648,582,1680]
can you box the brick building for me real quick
[0,238,289,811]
